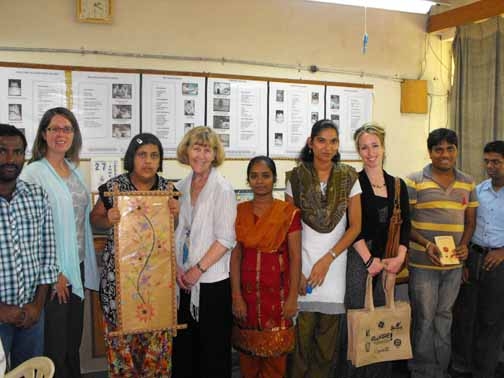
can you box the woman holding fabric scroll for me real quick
[345,123,411,377]
[172,126,237,378]
[90,133,177,377]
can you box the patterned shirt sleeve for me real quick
[467,181,479,208]
[37,189,58,285]
[404,174,418,207]
[98,182,113,210]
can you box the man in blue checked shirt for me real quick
[0,124,58,370]
[451,140,504,378]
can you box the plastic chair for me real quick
[5,356,55,378]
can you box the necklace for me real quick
[370,182,386,189]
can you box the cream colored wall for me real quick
[1,0,452,187]
[0,0,452,372]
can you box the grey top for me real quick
[64,172,89,262]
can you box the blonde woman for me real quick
[173,126,237,378]
[345,123,411,377]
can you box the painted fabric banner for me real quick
[112,190,178,336]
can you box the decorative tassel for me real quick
[362,6,368,54]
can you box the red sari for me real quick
[232,199,301,358]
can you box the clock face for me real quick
[78,0,112,23]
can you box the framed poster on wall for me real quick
[326,86,373,160]
[207,77,267,158]
[142,74,205,157]
[268,82,324,158]
[72,71,140,157]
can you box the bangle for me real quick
[329,248,337,260]
[196,262,207,273]
[364,256,374,269]
[425,241,432,250]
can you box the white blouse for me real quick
[175,167,237,316]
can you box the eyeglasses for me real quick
[484,159,504,166]
[47,126,74,134]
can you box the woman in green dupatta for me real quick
[286,119,362,378]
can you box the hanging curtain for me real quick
[451,16,504,182]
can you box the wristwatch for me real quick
[196,262,207,273]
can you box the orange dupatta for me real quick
[235,199,299,253]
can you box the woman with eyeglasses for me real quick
[345,123,411,377]
[21,107,99,378]
[90,133,178,377]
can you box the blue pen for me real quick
[306,284,313,294]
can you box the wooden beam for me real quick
[428,0,504,33]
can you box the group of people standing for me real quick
[0,108,503,378]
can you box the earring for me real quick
[309,148,313,155]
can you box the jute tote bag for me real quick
[347,273,412,367]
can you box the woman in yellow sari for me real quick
[230,156,301,378]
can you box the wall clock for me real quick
[77,0,112,24]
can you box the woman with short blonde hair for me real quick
[173,126,237,378]
[176,126,225,167]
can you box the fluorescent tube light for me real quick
[308,0,436,14]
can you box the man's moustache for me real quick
[0,164,21,171]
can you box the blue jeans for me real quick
[408,267,462,378]
[0,310,44,370]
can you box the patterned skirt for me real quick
[104,319,172,377]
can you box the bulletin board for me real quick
[0,61,373,160]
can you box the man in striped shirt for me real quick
[406,128,478,378]
[0,124,58,370]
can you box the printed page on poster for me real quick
[207,78,267,157]
[326,86,373,160]
[0,67,67,156]
[72,71,140,157]
[142,75,205,157]
[269,82,324,158]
